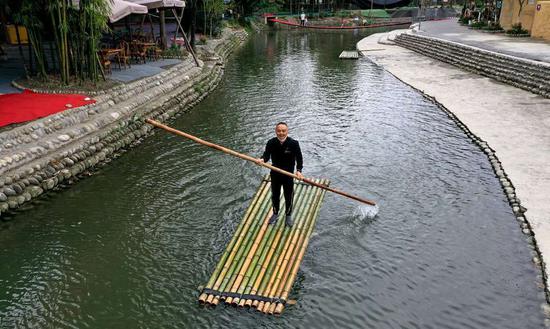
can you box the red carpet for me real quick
[0,90,96,127]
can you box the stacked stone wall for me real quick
[394,33,550,98]
[0,29,248,217]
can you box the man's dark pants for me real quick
[271,172,294,216]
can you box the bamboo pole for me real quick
[270,180,327,314]
[230,198,286,306]
[250,181,318,308]
[216,189,271,304]
[275,184,328,315]
[239,192,292,306]
[260,182,321,313]
[244,184,309,309]
[246,206,291,308]
[171,8,200,67]
[257,182,317,312]
[250,203,297,308]
[212,193,270,305]
[146,119,376,206]
[203,180,270,304]
[228,196,273,305]
[205,185,269,304]
[199,179,269,303]
[267,181,325,314]
[237,183,307,307]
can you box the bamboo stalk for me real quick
[257,183,317,312]
[246,182,309,306]
[247,211,290,308]
[205,184,270,304]
[230,205,283,306]
[262,182,320,314]
[250,205,297,308]
[270,179,327,314]
[216,191,270,304]
[267,180,325,314]
[217,189,272,303]
[274,182,328,315]
[228,198,273,305]
[203,180,271,304]
[237,183,307,307]
[146,119,376,206]
[273,179,326,294]
[250,181,316,308]
[198,179,269,304]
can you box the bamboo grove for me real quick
[4,0,110,84]
[199,176,328,315]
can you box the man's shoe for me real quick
[285,215,293,227]
[268,212,278,225]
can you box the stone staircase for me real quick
[393,33,550,98]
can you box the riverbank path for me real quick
[357,19,550,298]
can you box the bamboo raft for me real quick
[198,175,329,315]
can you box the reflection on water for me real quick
[0,30,545,328]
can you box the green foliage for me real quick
[18,1,48,79]
[163,44,188,58]
[360,9,390,18]
[458,15,469,24]
[202,0,224,37]
[223,19,242,28]
[470,20,487,28]
[10,0,110,84]
[482,23,503,31]
[256,0,284,13]
[334,9,389,18]
[506,23,529,35]
[336,10,349,18]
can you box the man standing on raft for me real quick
[259,122,304,227]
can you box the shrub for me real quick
[482,23,503,31]
[506,23,529,35]
[458,16,469,24]
[470,20,487,28]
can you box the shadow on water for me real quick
[0,30,546,328]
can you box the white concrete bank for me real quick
[358,30,550,301]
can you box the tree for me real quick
[516,0,527,22]
[9,0,110,84]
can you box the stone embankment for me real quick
[0,29,248,217]
[393,33,550,98]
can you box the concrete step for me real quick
[394,34,550,98]
[396,36,550,86]
[398,34,550,80]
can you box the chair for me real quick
[99,52,112,75]
[118,41,131,69]
[0,44,6,61]
[148,45,163,61]
[131,42,146,64]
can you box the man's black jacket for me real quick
[261,137,303,174]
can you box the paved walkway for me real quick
[0,46,25,94]
[358,23,550,296]
[0,44,183,93]
[110,58,182,83]
[418,18,550,63]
